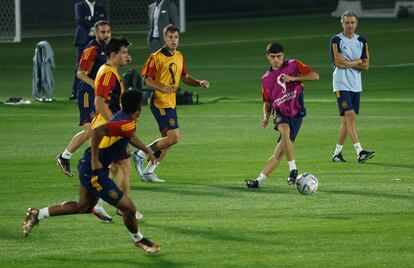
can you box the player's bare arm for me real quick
[95,96,113,121]
[90,124,108,171]
[283,71,319,82]
[77,69,95,88]
[143,77,175,93]
[182,74,210,88]
[261,102,271,128]
[353,58,370,71]
[334,53,363,69]
[129,136,157,163]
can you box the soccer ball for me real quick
[296,173,319,195]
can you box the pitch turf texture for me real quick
[1,14,413,267]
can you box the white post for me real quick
[179,0,186,33]
[14,0,21,42]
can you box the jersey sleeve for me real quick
[262,84,270,102]
[294,59,313,75]
[78,46,97,73]
[181,59,188,77]
[141,55,157,79]
[96,72,117,98]
[330,36,342,61]
[106,120,136,138]
[358,36,369,60]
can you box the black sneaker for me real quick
[69,94,77,100]
[55,154,73,177]
[287,169,298,185]
[135,237,160,253]
[332,152,347,162]
[358,150,375,163]
[245,179,259,188]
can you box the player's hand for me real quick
[146,152,158,165]
[260,118,269,128]
[283,75,295,83]
[199,80,210,88]
[91,159,103,172]
[159,86,175,93]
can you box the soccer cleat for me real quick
[287,169,298,185]
[135,237,160,254]
[23,208,39,237]
[141,173,165,183]
[55,154,73,177]
[131,150,145,177]
[358,150,376,163]
[116,209,144,221]
[332,152,347,162]
[91,206,113,222]
[245,179,259,188]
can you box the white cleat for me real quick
[92,205,113,222]
[23,208,39,237]
[141,173,165,183]
[131,150,145,176]
[116,209,144,221]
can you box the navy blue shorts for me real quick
[274,111,303,142]
[77,83,95,126]
[78,160,123,206]
[335,91,360,116]
[150,106,179,135]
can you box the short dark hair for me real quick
[121,89,142,114]
[266,42,284,54]
[94,20,111,31]
[104,37,130,57]
[163,24,180,36]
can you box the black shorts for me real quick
[78,160,123,206]
[335,90,360,116]
[274,111,303,142]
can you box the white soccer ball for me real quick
[296,173,319,195]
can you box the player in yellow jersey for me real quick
[132,24,210,182]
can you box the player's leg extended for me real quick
[67,123,93,154]
[278,123,298,185]
[115,195,160,253]
[262,141,285,176]
[23,184,98,236]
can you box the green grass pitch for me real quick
[0,14,413,267]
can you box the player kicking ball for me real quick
[246,42,319,188]
[23,89,160,253]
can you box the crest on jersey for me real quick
[109,189,118,200]
[169,118,176,126]
[341,100,348,108]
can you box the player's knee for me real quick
[78,203,94,214]
[167,132,180,145]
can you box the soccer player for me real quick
[90,37,143,220]
[56,20,111,178]
[23,89,160,254]
[56,20,112,221]
[245,42,319,188]
[330,11,375,163]
[131,24,209,182]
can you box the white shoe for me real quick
[116,209,144,221]
[135,211,144,221]
[131,150,145,176]
[92,205,113,222]
[142,173,165,183]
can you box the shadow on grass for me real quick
[131,181,291,198]
[321,189,414,201]
[364,162,414,169]
[40,254,184,268]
